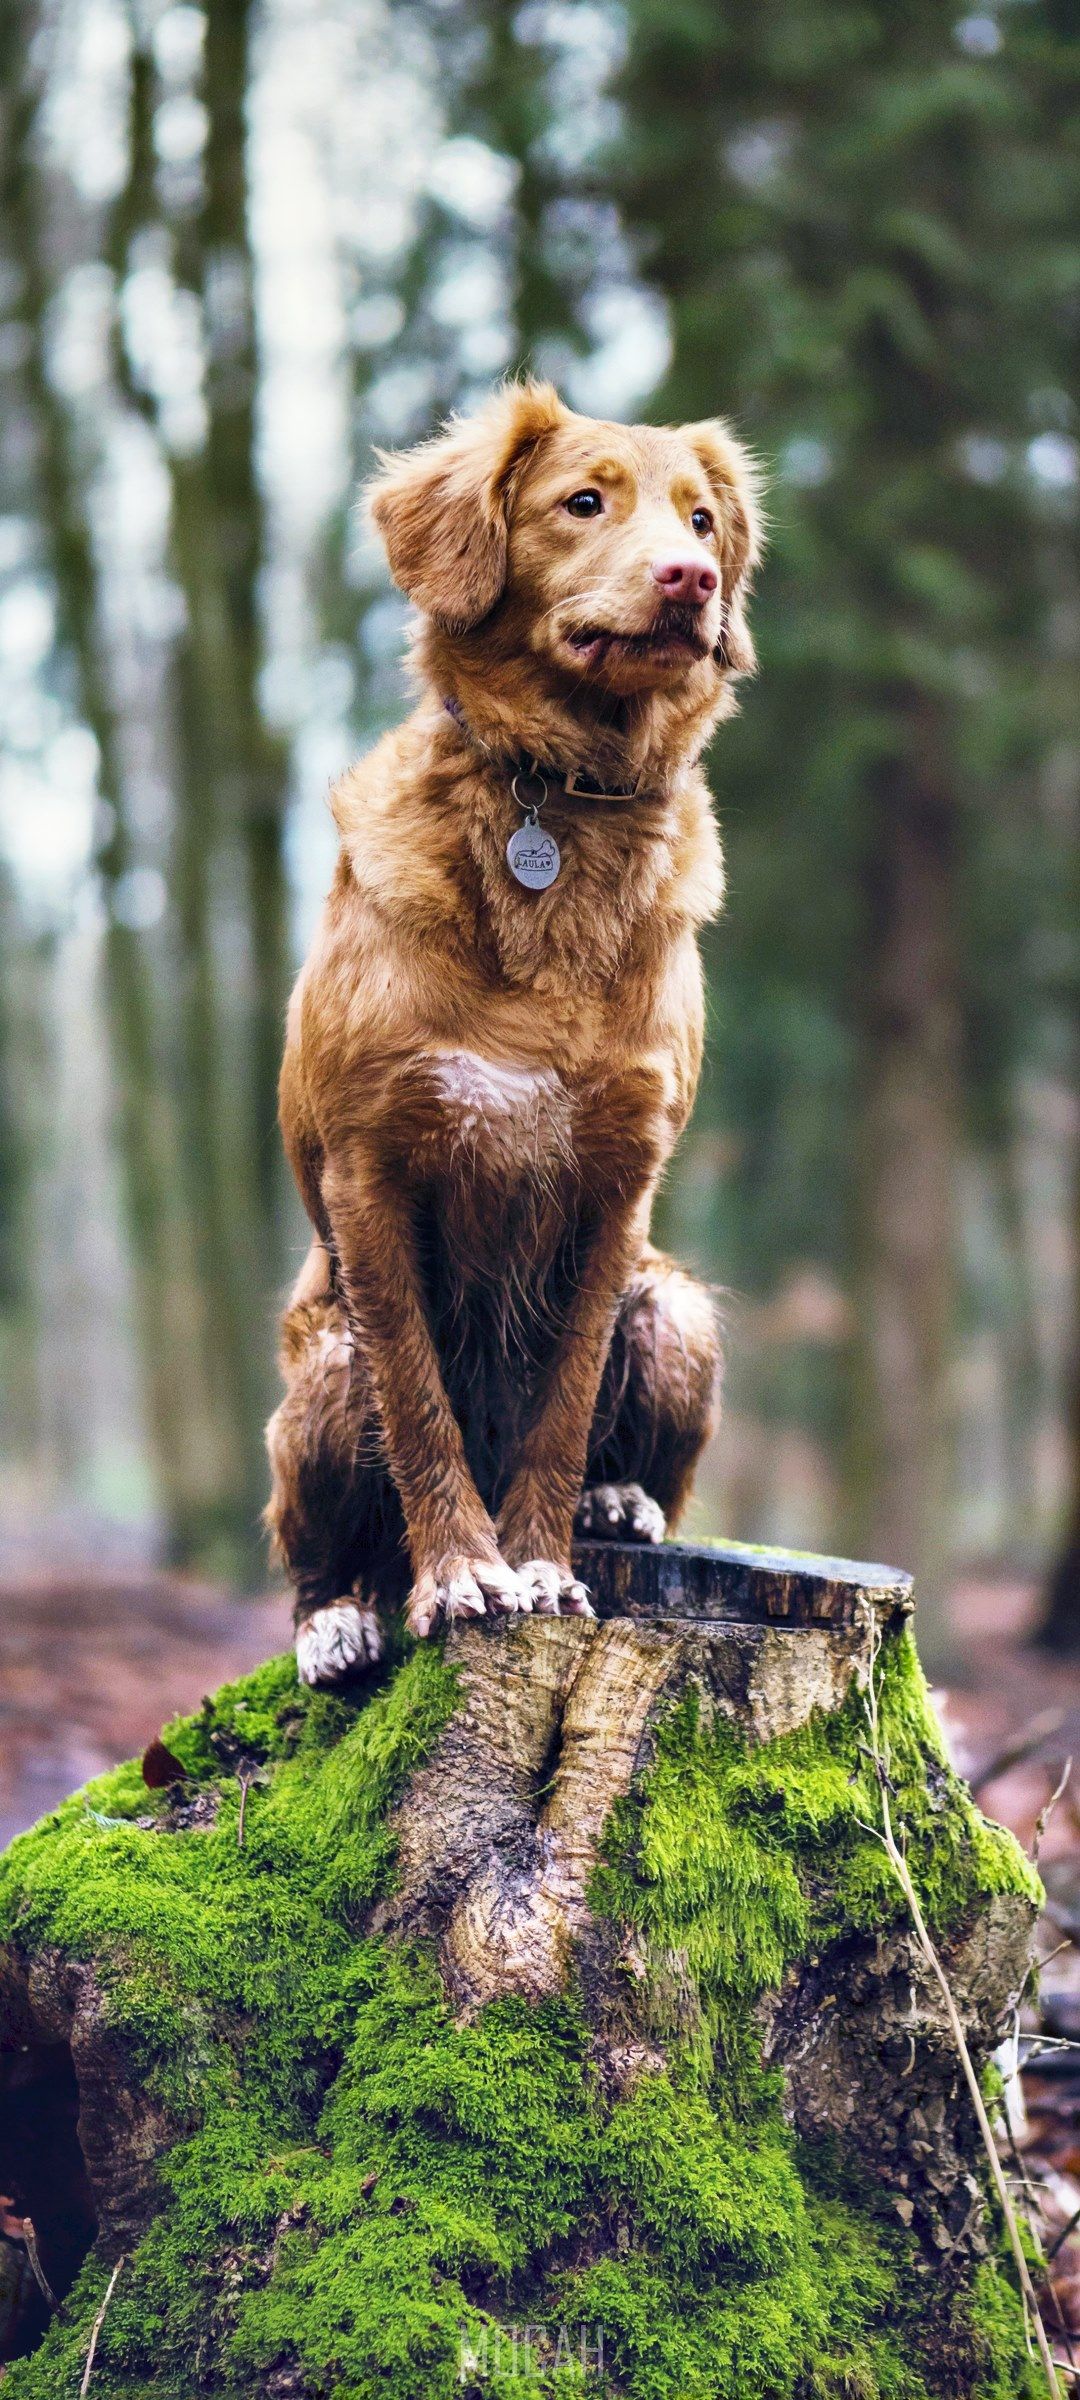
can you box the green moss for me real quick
[0,1625,1040,2398]
[969,2258,1048,2400]
[591,1627,1038,2082]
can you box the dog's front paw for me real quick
[295,1599,383,1688]
[514,1558,594,1619]
[574,1483,666,1545]
[406,1551,529,1640]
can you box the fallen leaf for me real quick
[141,1738,189,1790]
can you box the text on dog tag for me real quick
[506,823,560,890]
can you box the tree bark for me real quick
[107,8,289,1567]
[848,726,962,1669]
[197,0,292,1277]
[1038,1144,1080,1652]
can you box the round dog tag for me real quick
[506,822,561,890]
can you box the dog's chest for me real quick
[414,1051,574,1200]
[401,1049,577,1283]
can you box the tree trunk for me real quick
[1038,1141,1080,1652]
[107,9,289,1569]
[0,1541,1042,2397]
[198,0,292,1277]
[848,726,962,1670]
[0,18,219,1555]
[166,0,291,1559]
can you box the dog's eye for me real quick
[564,489,603,519]
[691,506,714,537]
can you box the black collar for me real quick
[442,695,643,802]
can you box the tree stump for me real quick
[0,1542,1044,2398]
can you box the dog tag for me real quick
[506,822,561,890]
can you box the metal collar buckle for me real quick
[563,763,643,802]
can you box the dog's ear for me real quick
[367,381,568,633]
[681,421,764,674]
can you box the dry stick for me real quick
[1048,2203,1080,2265]
[1003,2115,1051,2251]
[237,1772,251,1850]
[79,2256,125,2398]
[21,2218,57,2312]
[860,1613,1063,2400]
[1028,1939,1075,1986]
[1033,1762,1074,1863]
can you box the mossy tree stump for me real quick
[0,1543,1043,2398]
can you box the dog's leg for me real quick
[495,1189,655,1616]
[266,1246,403,1686]
[495,1062,674,1609]
[321,1157,528,1637]
[577,1248,721,1542]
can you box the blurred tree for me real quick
[0,5,222,1553]
[1027,0,1080,1651]
[0,875,25,1321]
[200,0,292,1265]
[108,0,288,1565]
[616,0,1071,1648]
[1048,1214,1080,1650]
[324,0,589,712]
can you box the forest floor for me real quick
[0,1560,289,1850]
[3,1555,1080,2364]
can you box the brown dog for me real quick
[265,381,761,1685]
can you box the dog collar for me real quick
[442,694,643,804]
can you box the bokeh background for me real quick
[1,0,1079,1832]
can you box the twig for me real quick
[1033,1762,1074,1863]
[80,2256,124,2397]
[860,1613,1063,2400]
[237,1774,251,1850]
[22,2218,57,2311]
[1047,2204,1080,2264]
[1029,1940,1075,1988]
[1002,2118,1047,2243]
[1010,1935,1075,2098]
[1048,2285,1080,2379]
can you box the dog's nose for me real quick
[651,554,718,606]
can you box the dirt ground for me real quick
[0,1567,289,1851]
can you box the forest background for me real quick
[1,0,1079,1673]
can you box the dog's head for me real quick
[368,382,762,702]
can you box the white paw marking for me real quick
[295,1600,382,1688]
[576,1484,666,1545]
[406,1552,530,1640]
[515,1559,594,1619]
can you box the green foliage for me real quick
[0,1628,1039,2397]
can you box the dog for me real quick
[265,380,762,1686]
